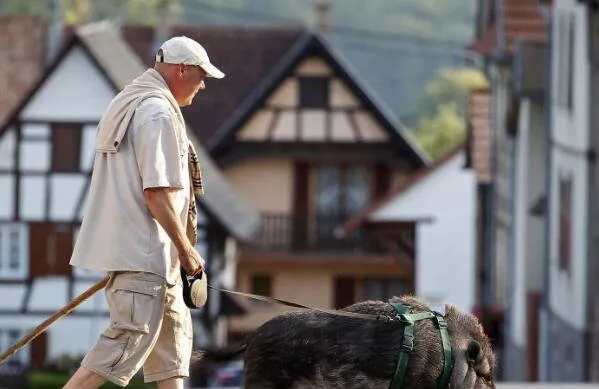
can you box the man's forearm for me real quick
[144,187,191,253]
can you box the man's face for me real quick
[174,64,207,107]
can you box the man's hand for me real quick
[179,245,205,276]
[144,187,205,277]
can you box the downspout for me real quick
[538,4,552,382]
[492,1,510,379]
[485,0,506,310]
[584,4,598,382]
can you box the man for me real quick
[62,36,225,389]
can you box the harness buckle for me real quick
[402,334,414,352]
[435,314,448,329]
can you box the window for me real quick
[556,12,575,110]
[0,224,26,278]
[8,226,19,270]
[51,123,82,172]
[315,165,371,216]
[251,274,272,297]
[0,328,27,372]
[299,77,329,108]
[558,175,572,273]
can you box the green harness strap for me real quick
[388,303,453,389]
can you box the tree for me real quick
[413,67,488,120]
[413,102,465,160]
[411,67,487,160]
[0,0,182,25]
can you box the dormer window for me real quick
[299,77,329,108]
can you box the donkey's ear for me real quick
[444,303,458,317]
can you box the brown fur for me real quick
[195,295,496,389]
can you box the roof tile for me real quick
[468,0,551,56]
[122,25,303,144]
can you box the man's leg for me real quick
[76,272,167,387]
[61,366,106,389]
[143,283,193,386]
[156,377,185,389]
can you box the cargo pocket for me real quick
[93,330,129,371]
[101,276,164,369]
[109,277,162,335]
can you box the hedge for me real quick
[27,371,151,389]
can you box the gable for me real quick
[236,56,389,143]
[371,152,468,221]
[0,39,110,223]
[210,33,427,168]
[21,46,115,122]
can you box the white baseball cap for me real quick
[156,36,225,79]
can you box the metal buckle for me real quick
[435,315,448,329]
[402,334,414,352]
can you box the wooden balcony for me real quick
[245,213,381,254]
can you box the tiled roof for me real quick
[76,21,146,90]
[121,24,304,144]
[468,0,551,56]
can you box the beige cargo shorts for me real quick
[81,271,193,386]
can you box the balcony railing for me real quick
[247,213,379,254]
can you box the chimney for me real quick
[153,0,172,57]
[47,0,63,64]
[314,0,332,35]
[0,16,46,124]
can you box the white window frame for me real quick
[0,327,28,372]
[0,223,28,279]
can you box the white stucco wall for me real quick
[0,42,118,362]
[0,314,110,360]
[509,97,548,349]
[21,46,114,121]
[548,0,589,331]
[511,99,532,347]
[369,151,476,312]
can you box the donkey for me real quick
[195,295,496,389]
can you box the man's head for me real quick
[154,36,225,107]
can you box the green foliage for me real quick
[0,0,53,18]
[413,102,466,160]
[0,0,476,120]
[413,67,488,119]
[28,371,151,389]
[412,67,488,160]
[0,0,479,161]
[0,0,182,24]
[179,0,476,117]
